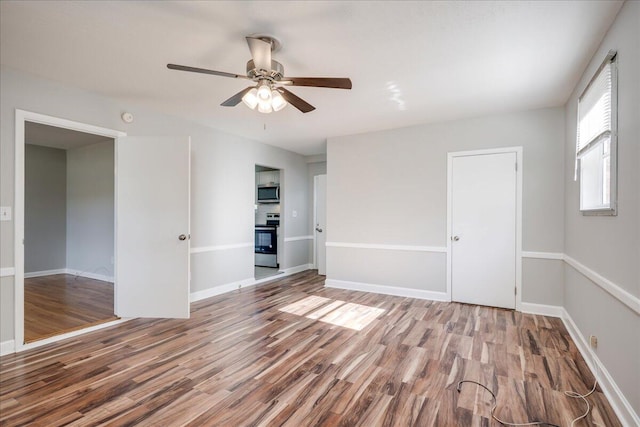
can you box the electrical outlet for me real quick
[589,335,598,349]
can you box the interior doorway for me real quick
[14,111,126,350]
[447,147,522,310]
[23,121,117,342]
[14,111,192,352]
[254,165,283,280]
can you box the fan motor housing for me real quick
[247,60,284,81]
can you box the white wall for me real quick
[326,107,565,301]
[255,204,280,225]
[66,140,114,279]
[24,144,67,273]
[563,0,639,419]
[0,67,312,343]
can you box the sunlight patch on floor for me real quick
[279,296,385,331]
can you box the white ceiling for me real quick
[0,1,623,155]
[26,122,113,150]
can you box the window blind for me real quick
[576,57,614,157]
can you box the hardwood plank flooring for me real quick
[2,271,620,426]
[24,274,117,343]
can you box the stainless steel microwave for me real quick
[257,184,280,203]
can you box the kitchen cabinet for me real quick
[257,170,280,185]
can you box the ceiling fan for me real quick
[167,35,352,114]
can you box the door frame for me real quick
[14,109,126,352]
[254,164,285,275]
[446,146,523,311]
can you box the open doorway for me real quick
[23,122,117,342]
[255,165,283,280]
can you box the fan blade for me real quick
[221,87,255,107]
[282,77,352,89]
[246,37,272,71]
[167,64,249,79]
[277,88,315,113]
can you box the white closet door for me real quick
[314,175,327,275]
[451,152,516,309]
[115,136,190,318]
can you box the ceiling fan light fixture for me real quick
[242,88,259,109]
[271,90,287,111]
[257,83,272,102]
[257,100,273,114]
[168,34,352,114]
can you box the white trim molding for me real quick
[564,255,640,315]
[0,267,15,278]
[520,302,564,318]
[23,268,114,283]
[66,270,114,283]
[325,278,449,302]
[325,242,446,253]
[281,263,313,275]
[24,269,67,278]
[16,318,130,354]
[190,242,253,254]
[284,236,313,242]
[1,340,15,356]
[191,264,313,303]
[522,251,564,260]
[562,309,640,427]
[190,277,255,302]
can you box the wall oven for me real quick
[255,225,278,267]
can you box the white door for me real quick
[450,152,516,309]
[314,175,327,275]
[116,136,190,318]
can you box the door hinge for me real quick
[515,162,518,171]
[515,287,517,296]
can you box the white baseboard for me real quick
[24,268,67,278]
[65,270,114,283]
[190,277,255,302]
[520,302,564,317]
[325,278,449,302]
[190,264,313,303]
[281,263,313,275]
[1,340,15,356]
[561,308,639,427]
[16,318,130,354]
[23,268,113,283]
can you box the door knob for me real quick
[315,227,323,233]
[451,236,460,241]
[178,234,187,241]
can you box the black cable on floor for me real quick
[457,380,561,427]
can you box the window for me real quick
[576,50,617,215]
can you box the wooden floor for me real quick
[24,274,117,343]
[1,271,620,426]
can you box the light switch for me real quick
[0,207,11,221]
[292,210,298,218]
